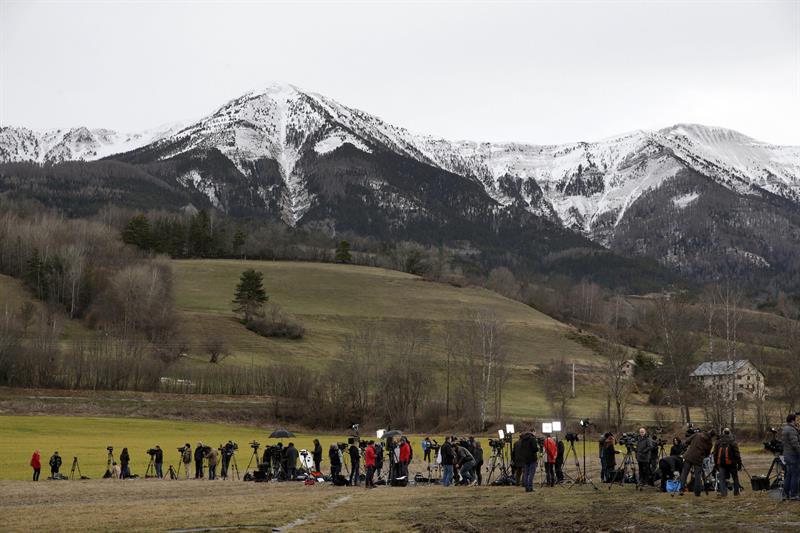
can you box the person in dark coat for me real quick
[599,433,610,482]
[154,445,164,479]
[602,434,618,482]
[329,444,342,479]
[511,436,523,486]
[635,428,654,487]
[713,428,742,497]
[119,448,131,479]
[670,436,686,457]
[284,443,299,480]
[782,413,800,501]
[658,446,684,492]
[679,429,714,496]
[374,441,385,480]
[49,451,62,477]
[473,440,484,486]
[348,442,361,486]
[555,439,565,483]
[516,431,539,492]
[312,439,323,473]
[440,437,455,487]
[194,442,205,479]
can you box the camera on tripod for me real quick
[763,428,783,455]
[619,432,637,450]
[249,440,260,450]
[685,423,702,437]
[146,448,158,456]
[565,432,579,443]
[488,438,505,450]
[178,445,189,453]
[336,442,348,452]
[106,446,114,453]
[429,439,441,452]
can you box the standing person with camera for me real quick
[713,428,742,497]
[328,444,342,480]
[422,437,432,463]
[120,448,131,479]
[517,430,538,492]
[181,444,192,479]
[348,441,360,486]
[49,451,62,477]
[782,413,800,501]
[364,440,376,488]
[153,445,164,479]
[440,437,455,487]
[220,441,235,479]
[599,432,609,482]
[194,442,205,479]
[312,439,323,473]
[679,429,714,497]
[284,442,298,480]
[399,437,411,480]
[602,433,618,482]
[206,446,218,480]
[473,440,484,486]
[543,433,557,487]
[635,428,654,488]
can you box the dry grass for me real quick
[0,476,796,533]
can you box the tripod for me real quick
[609,447,637,490]
[225,453,240,480]
[765,454,785,490]
[70,457,83,480]
[145,455,156,478]
[245,445,260,476]
[564,439,597,490]
[486,445,511,484]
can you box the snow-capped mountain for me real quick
[3,82,800,288]
[0,123,184,164]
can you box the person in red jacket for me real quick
[30,450,41,481]
[364,441,377,488]
[544,435,557,487]
[399,438,412,479]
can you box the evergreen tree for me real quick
[335,240,352,264]
[232,228,246,256]
[189,210,212,257]
[232,269,268,321]
[121,214,152,250]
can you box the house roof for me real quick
[690,359,751,377]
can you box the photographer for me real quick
[555,438,565,483]
[153,445,164,479]
[441,437,455,487]
[602,433,618,482]
[220,441,235,479]
[783,413,800,501]
[517,431,538,492]
[713,428,742,497]
[473,440,484,486]
[285,442,299,480]
[49,451,62,477]
[329,444,342,480]
[635,428,654,487]
[348,441,360,486]
[194,442,205,479]
[364,440,376,488]
[181,443,192,479]
[399,437,411,480]
[679,428,714,497]
[599,432,610,482]
[206,446,218,480]
[120,447,131,479]
[658,442,684,492]
[313,439,323,473]
[30,450,41,481]
[543,434,557,487]
[455,441,476,485]
[422,437,431,463]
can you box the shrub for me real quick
[245,304,305,339]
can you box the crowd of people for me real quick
[24,413,800,501]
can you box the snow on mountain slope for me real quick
[0,123,182,163]
[2,82,799,239]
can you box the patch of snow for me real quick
[672,192,700,209]
[314,132,372,155]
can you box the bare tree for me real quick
[203,336,229,364]
[543,357,572,422]
[600,339,632,431]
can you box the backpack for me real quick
[716,444,732,466]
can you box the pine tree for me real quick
[232,228,246,257]
[335,240,352,264]
[232,269,268,321]
[189,210,212,257]
[122,214,152,250]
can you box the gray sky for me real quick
[1,0,798,145]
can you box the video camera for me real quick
[250,440,260,450]
[565,432,579,443]
[106,446,114,453]
[146,448,159,456]
[336,442,348,452]
[488,438,505,450]
[685,423,702,437]
[429,439,441,452]
[619,432,637,449]
[764,428,783,455]
[178,445,189,454]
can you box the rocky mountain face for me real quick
[2,83,799,290]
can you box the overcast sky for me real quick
[1,1,798,144]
